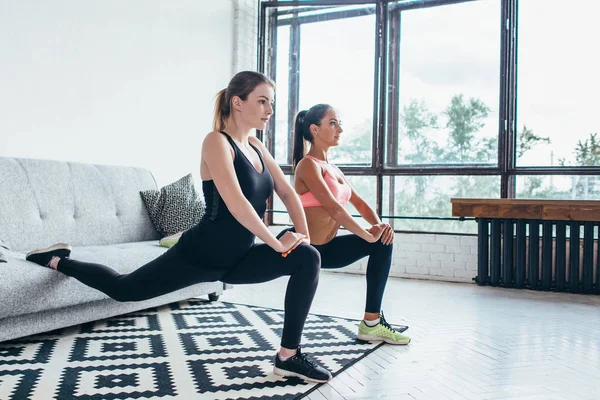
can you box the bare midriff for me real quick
[304,207,340,245]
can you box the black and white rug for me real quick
[0,300,399,399]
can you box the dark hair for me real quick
[292,104,332,168]
[213,71,275,132]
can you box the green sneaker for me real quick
[159,232,183,248]
[357,311,411,345]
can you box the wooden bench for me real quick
[451,198,600,294]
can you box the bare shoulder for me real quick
[203,131,227,148]
[295,157,320,177]
[202,131,234,160]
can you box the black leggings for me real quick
[316,235,392,313]
[280,228,392,313]
[57,236,321,349]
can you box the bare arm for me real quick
[296,159,377,243]
[347,187,381,226]
[347,178,394,245]
[250,137,310,241]
[202,132,284,252]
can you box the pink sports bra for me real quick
[299,155,352,208]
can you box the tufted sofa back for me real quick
[0,157,160,251]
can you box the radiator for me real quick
[476,218,600,294]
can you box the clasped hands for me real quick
[278,231,310,258]
[367,223,394,245]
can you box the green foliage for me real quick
[438,95,491,163]
[517,125,550,159]
[575,132,600,167]
[556,132,600,198]
[313,96,598,232]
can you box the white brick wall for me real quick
[233,0,259,73]
[268,226,479,283]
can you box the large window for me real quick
[266,4,376,167]
[299,15,375,165]
[387,0,501,167]
[260,0,600,233]
[516,0,599,168]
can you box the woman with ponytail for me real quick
[289,104,411,346]
[25,72,331,383]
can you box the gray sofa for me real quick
[0,157,226,343]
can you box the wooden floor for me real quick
[224,272,600,400]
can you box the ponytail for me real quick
[213,88,228,132]
[292,104,332,168]
[292,110,308,168]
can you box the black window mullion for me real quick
[264,10,278,149]
[386,7,400,169]
[262,0,374,6]
[498,0,509,197]
[287,18,301,166]
[374,0,386,216]
[385,5,400,228]
[258,2,267,75]
[277,6,376,25]
[505,0,518,197]
[506,0,518,196]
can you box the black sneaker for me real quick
[26,243,72,267]
[273,346,332,383]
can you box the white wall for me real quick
[0,0,234,186]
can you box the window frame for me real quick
[257,0,600,230]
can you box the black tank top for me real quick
[177,131,274,268]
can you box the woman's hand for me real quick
[380,223,394,245]
[278,231,308,257]
[367,223,394,244]
[366,224,385,243]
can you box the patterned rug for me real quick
[0,299,403,400]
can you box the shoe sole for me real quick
[26,243,72,258]
[357,334,411,345]
[273,367,331,383]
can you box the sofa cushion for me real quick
[0,241,172,319]
[140,174,205,238]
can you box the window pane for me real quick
[516,1,599,167]
[383,175,500,233]
[272,175,294,225]
[270,6,376,166]
[516,175,600,200]
[274,26,290,164]
[298,14,375,165]
[386,0,501,166]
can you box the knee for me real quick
[385,241,394,253]
[373,239,393,253]
[293,243,321,275]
